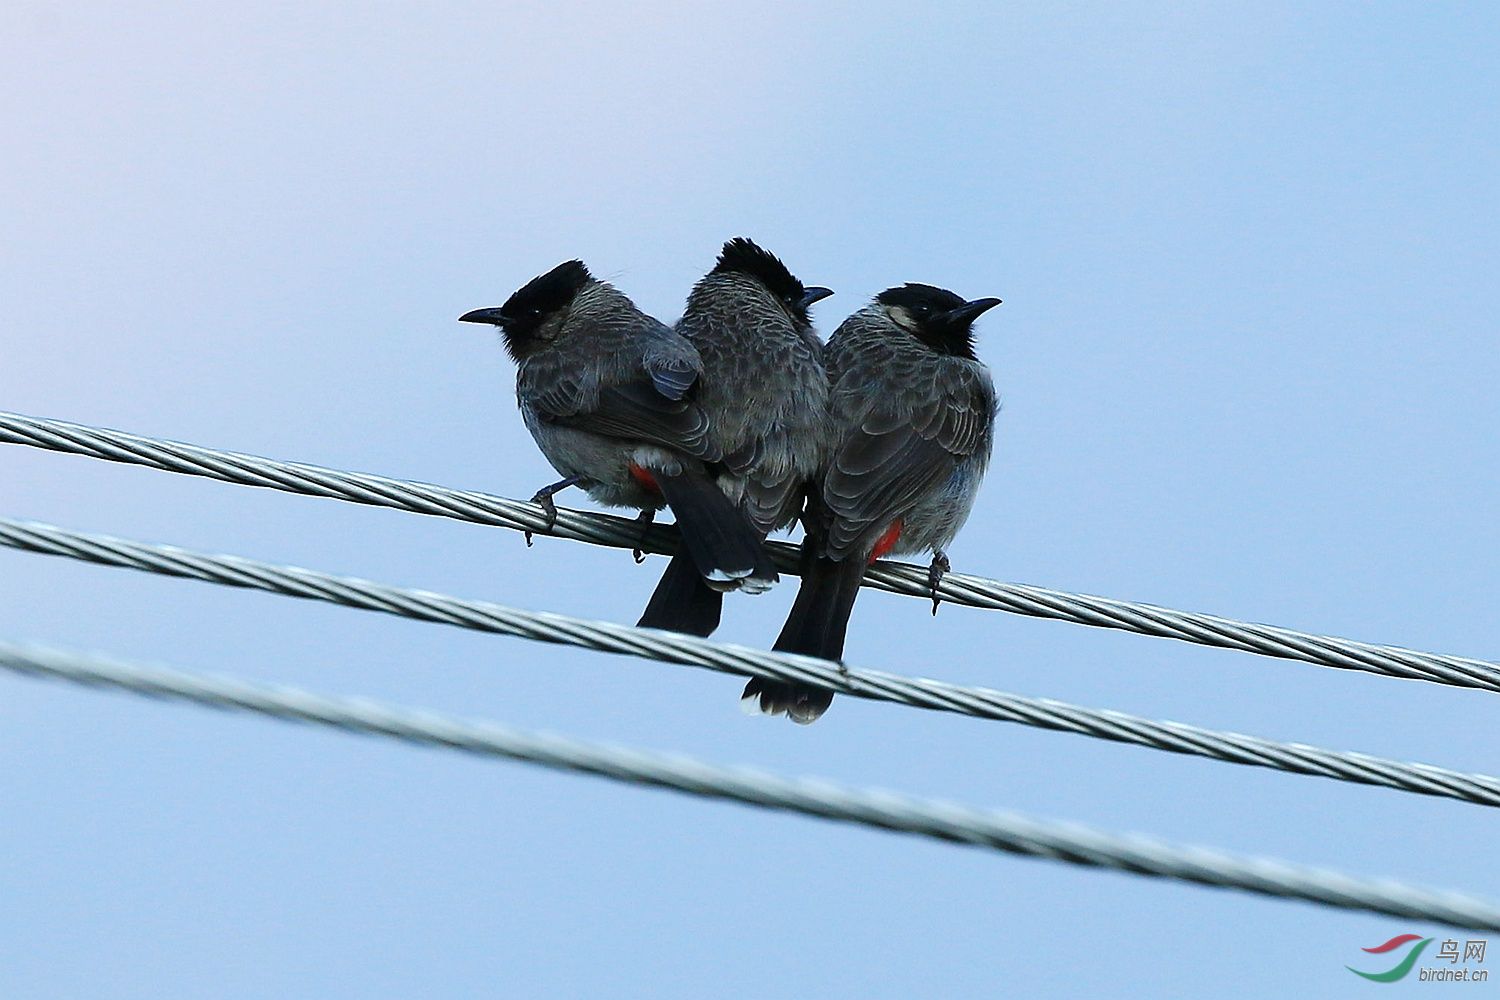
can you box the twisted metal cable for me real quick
[3,410,1497,695]
[5,515,1498,811]
[4,639,1497,930]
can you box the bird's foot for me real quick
[928,550,950,615]
[523,491,555,548]
[530,489,559,530]
[527,475,580,542]
[632,509,655,563]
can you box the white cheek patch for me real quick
[887,305,919,332]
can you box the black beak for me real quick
[944,297,1002,327]
[798,286,835,309]
[458,307,507,326]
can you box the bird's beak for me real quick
[945,297,1002,326]
[798,286,835,309]
[458,307,507,326]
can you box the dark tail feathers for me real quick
[773,555,864,663]
[745,555,866,724]
[654,468,778,594]
[740,677,835,726]
[637,551,723,636]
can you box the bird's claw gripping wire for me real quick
[631,509,655,563]
[928,551,950,615]
[525,476,581,546]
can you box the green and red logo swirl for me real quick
[1347,934,1433,982]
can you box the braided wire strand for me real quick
[3,639,1497,930]
[4,515,1498,810]
[3,410,1497,694]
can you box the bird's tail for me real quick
[654,468,778,594]
[743,554,865,724]
[636,550,724,636]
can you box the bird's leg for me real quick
[928,550,951,615]
[632,508,655,563]
[526,476,580,545]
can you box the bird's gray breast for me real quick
[894,455,988,554]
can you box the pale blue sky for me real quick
[3,4,1498,996]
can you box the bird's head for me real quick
[711,237,833,328]
[876,283,1001,359]
[459,259,592,360]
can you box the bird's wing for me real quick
[643,353,698,401]
[522,349,716,461]
[822,362,993,558]
[721,433,807,535]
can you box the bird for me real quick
[459,260,778,596]
[748,282,1001,723]
[637,238,833,637]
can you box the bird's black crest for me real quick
[502,260,591,323]
[712,238,807,306]
[876,283,988,359]
[495,260,591,358]
[876,283,966,314]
